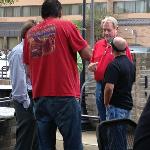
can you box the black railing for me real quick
[0,50,9,79]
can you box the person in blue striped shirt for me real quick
[8,20,39,150]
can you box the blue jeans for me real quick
[106,105,130,150]
[106,105,130,120]
[96,81,106,121]
[34,96,83,150]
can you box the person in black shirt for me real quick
[103,37,135,150]
[133,95,150,150]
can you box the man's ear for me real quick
[116,26,119,30]
[115,26,118,36]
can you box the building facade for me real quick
[0,0,150,50]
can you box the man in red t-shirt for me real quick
[23,0,91,150]
[88,16,132,121]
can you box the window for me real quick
[13,7,21,17]
[147,0,150,12]
[95,2,107,14]
[62,5,71,15]
[72,5,80,15]
[113,2,124,14]
[5,7,13,17]
[22,6,30,16]
[86,3,91,14]
[136,1,146,13]
[0,7,4,17]
[30,6,40,16]
[125,1,135,13]
[0,37,4,49]
[7,37,18,50]
[86,3,91,10]
[79,4,82,15]
[113,0,150,13]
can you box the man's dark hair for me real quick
[41,0,62,19]
[21,20,36,39]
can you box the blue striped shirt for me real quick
[8,41,31,108]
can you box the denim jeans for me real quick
[106,105,130,150]
[34,96,83,150]
[96,81,106,121]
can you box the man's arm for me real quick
[66,22,92,61]
[104,83,114,107]
[103,63,118,107]
[79,45,92,61]
[88,43,99,72]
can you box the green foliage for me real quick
[0,0,15,5]
[72,20,82,31]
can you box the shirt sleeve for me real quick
[104,63,119,85]
[90,44,96,62]
[126,46,133,61]
[66,22,88,52]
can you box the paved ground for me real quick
[56,130,98,150]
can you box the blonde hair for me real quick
[101,16,118,29]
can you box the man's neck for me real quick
[114,52,126,58]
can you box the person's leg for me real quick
[96,81,106,121]
[34,97,57,150]
[55,97,83,150]
[106,106,130,150]
[34,96,82,150]
[14,100,38,150]
[36,120,57,150]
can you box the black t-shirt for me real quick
[103,55,135,110]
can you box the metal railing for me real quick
[0,50,9,79]
[80,77,100,121]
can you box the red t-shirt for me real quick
[91,39,132,81]
[23,18,87,98]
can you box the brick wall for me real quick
[132,53,150,122]
[119,26,150,47]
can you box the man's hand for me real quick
[23,99,30,109]
[88,62,98,72]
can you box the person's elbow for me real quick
[105,83,114,94]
